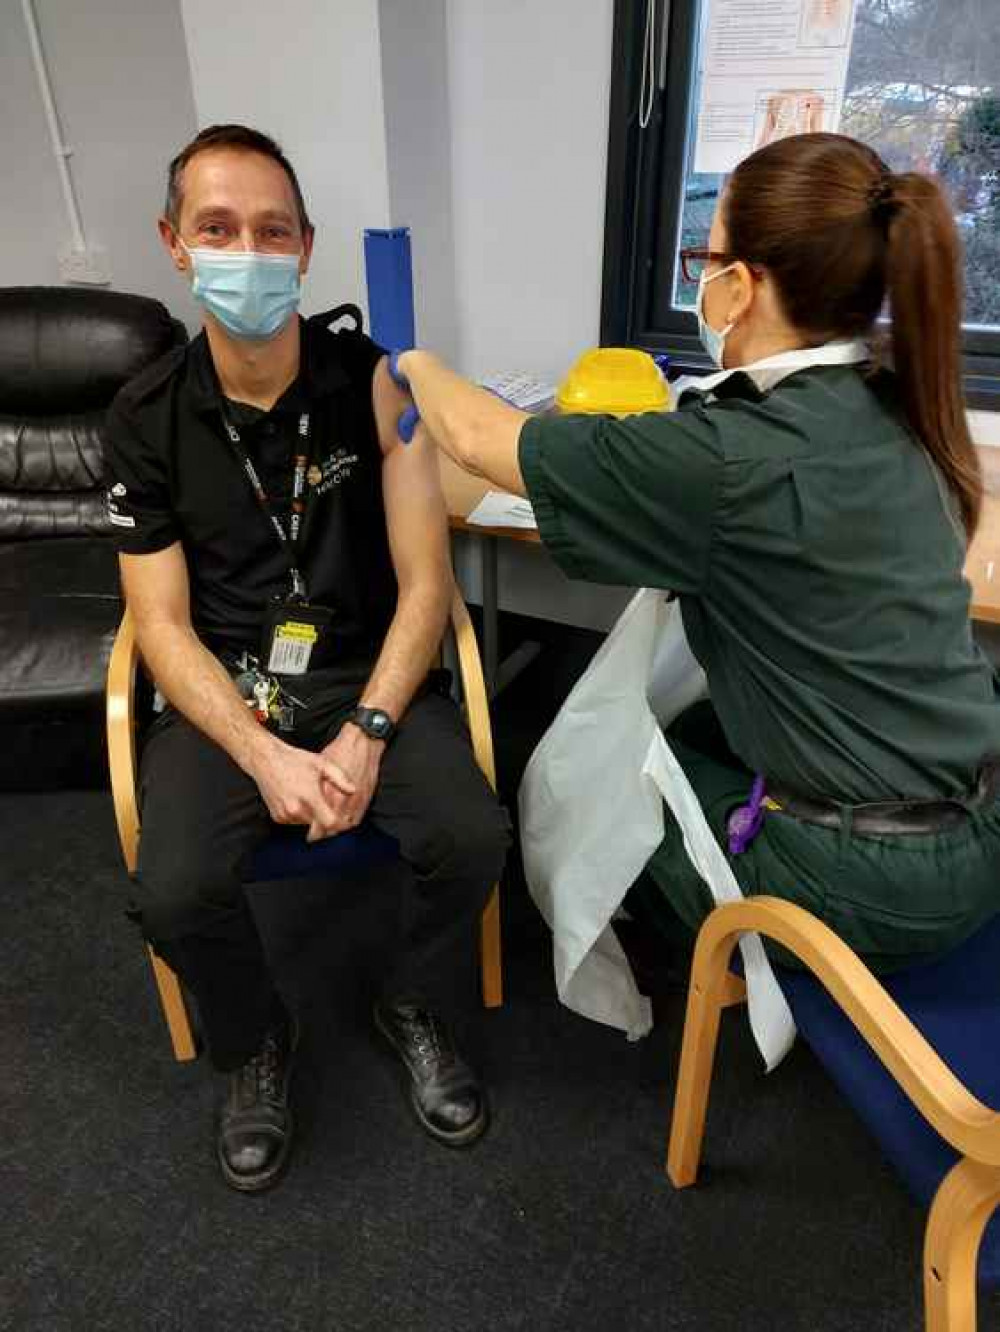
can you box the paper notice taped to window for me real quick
[694,0,859,174]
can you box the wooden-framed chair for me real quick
[106,585,503,1063]
[667,897,1000,1332]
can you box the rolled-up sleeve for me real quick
[518,406,724,593]
[102,396,179,555]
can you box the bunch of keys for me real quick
[233,663,307,732]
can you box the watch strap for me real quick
[348,705,397,742]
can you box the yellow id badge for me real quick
[262,601,332,675]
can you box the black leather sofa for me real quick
[0,287,185,787]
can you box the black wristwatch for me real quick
[348,705,397,743]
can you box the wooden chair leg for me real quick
[924,1156,1000,1332]
[666,936,735,1188]
[147,946,198,1062]
[479,884,503,1009]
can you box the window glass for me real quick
[671,0,1000,329]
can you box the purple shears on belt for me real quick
[727,774,766,855]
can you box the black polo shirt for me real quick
[103,314,397,668]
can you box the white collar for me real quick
[675,338,869,402]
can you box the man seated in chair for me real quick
[103,124,509,1192]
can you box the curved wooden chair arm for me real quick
[106,608,141,876]
[448,585,497,792]
[689,897,1000,1166]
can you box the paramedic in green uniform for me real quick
[396,132,1000,971]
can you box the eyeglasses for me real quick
[678,247,763,284]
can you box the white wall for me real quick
[180,0,391,326]
[0,0,199,321]
[379,0,460,363]
[445,0,615,384]
[439,0,625,629]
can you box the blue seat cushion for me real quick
[777,911,1000,1286]
[248,822,398,882]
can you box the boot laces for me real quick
[237,1024,284,1105]
[403,1008,455,1072]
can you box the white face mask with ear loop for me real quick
[179,239,303,341]
[695,261,738,369]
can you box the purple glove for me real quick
[388,351,420,444]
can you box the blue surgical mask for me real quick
[182,244,302,340]
[696,263,737,368]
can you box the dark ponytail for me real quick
[884,173,981,538]
[725,133,982,539]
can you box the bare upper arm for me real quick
[383,428,451,593]
[119,542,192,633]
[370,356,451,592]
[371,355,411,460]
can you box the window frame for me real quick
[600,0,1000,409]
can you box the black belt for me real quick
[768,758,1000,837]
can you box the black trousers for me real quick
[136,670,510,1071]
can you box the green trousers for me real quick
[634,702,1000,973]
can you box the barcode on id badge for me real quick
[268,634,312,675]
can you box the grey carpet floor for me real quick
[5,781,997,1331]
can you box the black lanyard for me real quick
[221,408,311,600]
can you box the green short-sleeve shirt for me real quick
[519,365,1000,802]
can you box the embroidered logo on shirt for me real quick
[106,483,136,528]
[311,448,359,495]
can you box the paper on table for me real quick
[466,491,538,530]
[479,372,555,413]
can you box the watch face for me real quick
[357,708,393,739]
[371,711,393,738]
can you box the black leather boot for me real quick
[216,1012,298,1193]
[374,1001,489,1147]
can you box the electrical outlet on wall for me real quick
[58,243,111,287]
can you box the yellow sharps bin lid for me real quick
[556,348,671,416]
